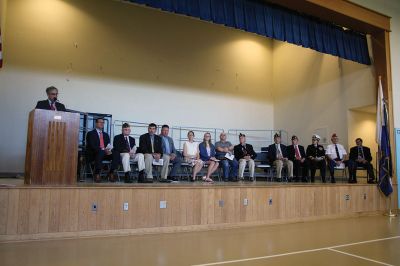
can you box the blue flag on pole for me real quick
[376,78,393,197]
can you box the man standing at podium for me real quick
[35,86,66,111]
[86,118,116,183]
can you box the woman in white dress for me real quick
[183,131,203,182]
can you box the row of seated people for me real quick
[86,119,257,183]
[86,118,375,184]
[269,133,376,184]
[36,86,375,184]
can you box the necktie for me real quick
[50,102,56,111]
[335,144,341,160]
[164,137,170,154]
[295,145,301,160]
[151,136,154,153]
[276,144,282,157]
[125,137,130,151]
[358,146,364,159]
[99,132,105,149]
[242,145,247,156]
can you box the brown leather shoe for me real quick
[94,174,101,183]
[108,172,116,183]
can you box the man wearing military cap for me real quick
[306,134,327,183]
[326,133,348,183]
[267,133,293,182]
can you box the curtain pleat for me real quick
[127,0,371,65]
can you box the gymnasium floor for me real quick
[0,215,399,266]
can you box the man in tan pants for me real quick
[159,125,181,182]
[267,133,293,182]
[234,133,257,181]
[138,123,163,183]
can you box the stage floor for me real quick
[0,177,376,188]
[0,215,399,266]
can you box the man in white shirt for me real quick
[325,133,348,183]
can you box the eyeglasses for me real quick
[49,93,58,96]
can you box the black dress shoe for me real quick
[138,179,153,183]
[367,179,375,184]
[276,178,282,182]
[229,178,239,182]
[94,174,101,183]
[167,177,179,182]
[124,175,133,183]
[138,170,145,180]
[160,179,172,183]
[331,178,336,183]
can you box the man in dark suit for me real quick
[35,86,66,111]
[234,133,257,181]
[139,123,163,183]
[348,138,375,184]
[287,135,308,182]
[86,118,116,183]
[267,133,293,182]
[113,123,145,183]
[305,134,326,183]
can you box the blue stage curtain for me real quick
[128,0,371,65]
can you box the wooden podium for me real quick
[25,109,80,185]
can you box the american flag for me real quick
[0,27,2,68]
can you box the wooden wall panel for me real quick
[0,189,9,234]
[0,185,396,242]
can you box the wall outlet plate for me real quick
[123,202,129,211]
[219,200,224,207]
[91,203,98,212]
[160,201,167,209]
[243,198,249,206]
[268,198,273,205]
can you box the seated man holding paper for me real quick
[306,134,326,183]
[159,125,181,182]
[112,123,145,183]
[86,118,116,183]
[138,123,163,183]
[215,132,239,182]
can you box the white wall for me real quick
[350,0,400,128]
[348,110,378,171]
[0,0,392,174]
[0,0,274,173]
[272,40,376,148]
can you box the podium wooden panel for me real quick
[25,109,80,185]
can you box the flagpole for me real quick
[376,75,397,217]
[384,195,397,217]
